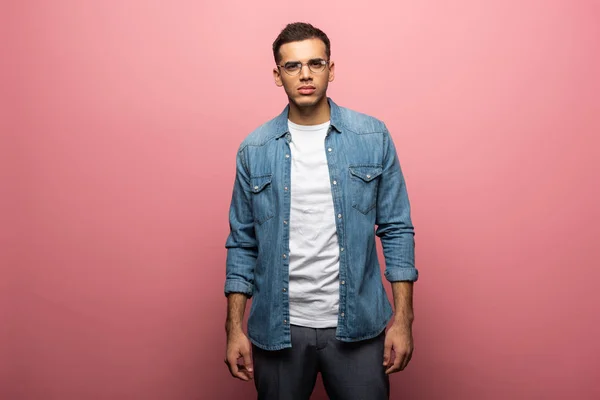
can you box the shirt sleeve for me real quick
[224,146,257,297]
[375,127,418,282]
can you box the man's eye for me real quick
[285,63,301,70]
[309,60,323,67]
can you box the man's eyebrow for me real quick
[282,57,325,64]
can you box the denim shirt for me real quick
[224,98,417,350]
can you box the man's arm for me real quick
[384,281,414,371]
[375,127,418,373]
[226,293,248,334]
[224,293,253,381]
[223,147,257,381]
[391,281,414,327]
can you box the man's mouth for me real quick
[298,86,316,95]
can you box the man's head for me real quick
[272,22,335,111]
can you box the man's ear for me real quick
[328,61,335,82]
[273,67,283,87]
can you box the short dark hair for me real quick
[272,22,331,64]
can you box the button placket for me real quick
[326,135,346,327]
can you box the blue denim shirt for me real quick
[225,98,417,350]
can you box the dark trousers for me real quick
[252,325,390,400]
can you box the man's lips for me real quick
[298,86,316,94]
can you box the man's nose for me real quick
[300,64,312,80]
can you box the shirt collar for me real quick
[273,97,343,139]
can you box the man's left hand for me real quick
[382,321,414,374]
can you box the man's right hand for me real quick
[225,329,254,381]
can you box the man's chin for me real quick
[290,94,324,108]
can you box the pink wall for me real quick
[3,1,599,399]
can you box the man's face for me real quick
[273,38,335,109]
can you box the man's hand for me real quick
[225,328,254,381]
[382,321,414,374]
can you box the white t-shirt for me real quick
[287,119,340,328]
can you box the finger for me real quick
[234,365,250,381]
[241,348,254,378]
[386,351,404,375]
[383,340,392,366]
[400,348,413,371]
[236,363,252,381]
[225,356,238,377]
[227,356,249,381]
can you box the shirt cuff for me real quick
[224,279,254,297]
[385,267,419,282]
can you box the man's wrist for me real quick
[225,320,244,334]
[392,313,414,328]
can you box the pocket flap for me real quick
[349,165,383,182]
[250,174,273,193]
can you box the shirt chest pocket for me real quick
[349,165,383,214]
[250,174,275,224]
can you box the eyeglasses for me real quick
[277,58,329,76]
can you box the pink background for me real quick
[2,1,600,399]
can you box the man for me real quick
[224,22,418,400]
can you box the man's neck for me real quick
[287,97,330,126]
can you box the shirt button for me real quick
[285,154,290,158]
[254,186,259,190]
[284,187,288,191]
[283,288,287,292]
[366,174,371,179]
[283,254,287,259]
[284,319,287,324]
[333,180,337,185]
[341,280,345,285]
[341,312,345,317]
[340,247,344,252]
[283,220,288,225]
[338,214,342,219]
[328,148,332,152]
